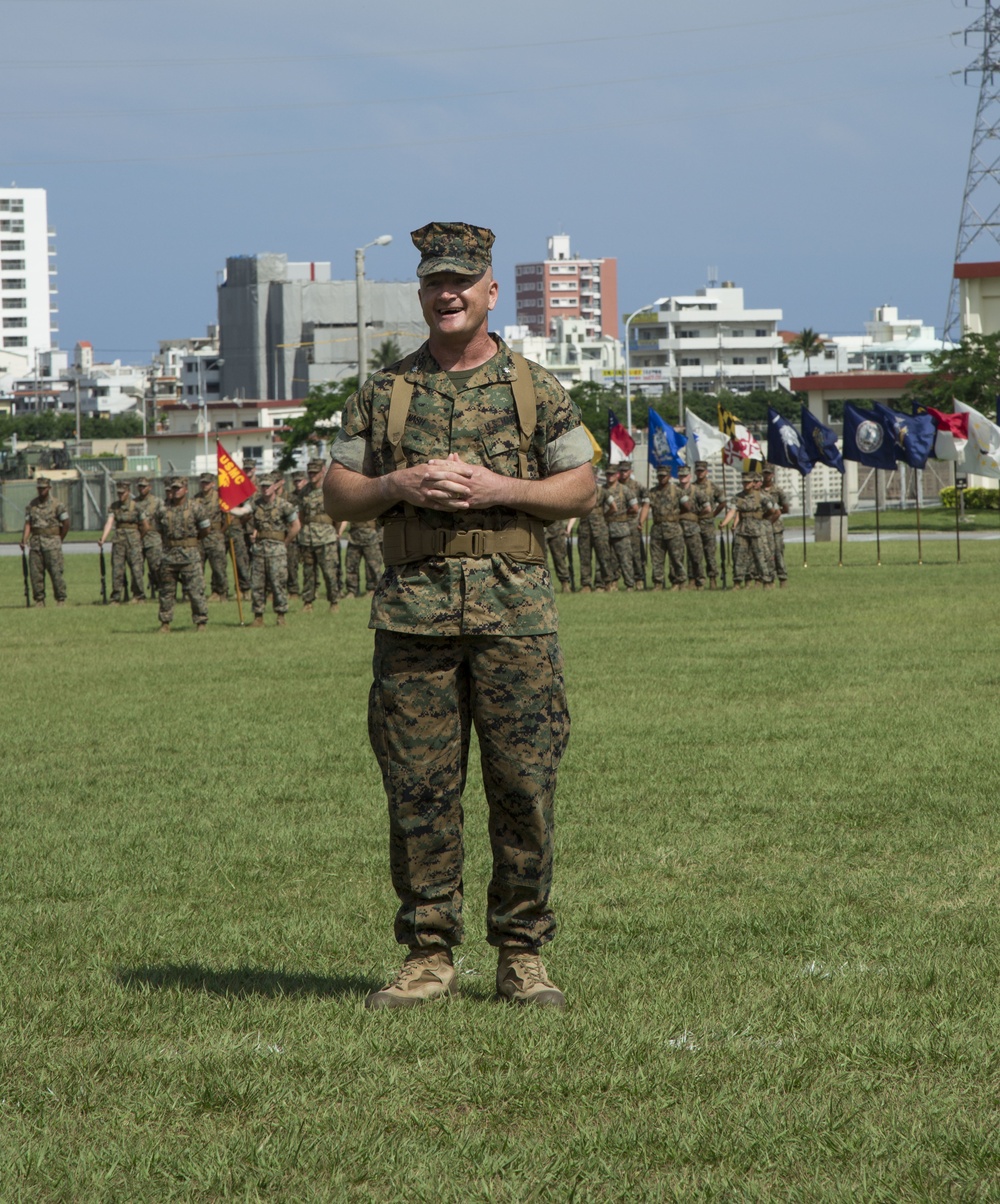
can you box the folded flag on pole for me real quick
[916,405,969,461]
[766,407,813,475]
[800,405,844,474]
[842,403,898,470]
[954,400,1000,477]
[648,409,687,476]
[685,409,729,459]
[581,423,604,465]
[217,441,257,511]
[608,410,636,464]
[872,403,935,469]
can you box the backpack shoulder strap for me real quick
[386,353,418,472]
[510,353,537,480]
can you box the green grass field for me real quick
[2,546,999,1201]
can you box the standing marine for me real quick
[297,458,342,611]
[21,476,70,606]
[196,472,230,601]
[143,476,211,632]
[98,478,146,604]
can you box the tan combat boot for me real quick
[496,948,565,1008]
[365,948,456,1010]
[158,622,171,634]
[276,613,286,627]
[251,615,264,628]
[208,592,222,603]
[301,602,313,613]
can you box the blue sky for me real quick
[1,0,981,361]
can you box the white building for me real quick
[786,306,947,376]
[627,282,787,395]
[502,318,623,389]
[0,186,57,390]
[148,398,308,476]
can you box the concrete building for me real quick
[627,282,787,395]
[785,306,947,377]
[502,318,623,389]
[514,234,618,341]
[954,260,1000,335]
[0,187,57,390]
[151,329,220,408]
[217,254,426,399]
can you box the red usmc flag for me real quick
[217,441,256,511]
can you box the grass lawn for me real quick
[2,545,999,1201]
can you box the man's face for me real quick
[696,467,707,478]
[36,483,50,497]
[418,270,498,343]
[678,475,691,488]
[168,483,187,503]
[138,483,151,497]
[117,488,130,502]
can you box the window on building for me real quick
[680,357,701,366]
[1,241,25,252]
[207,381,220,394]
[755,329,768,337]
[0,221,25,233]
[732,357,745,365]
[243,445,263,459]
[244,419,259,428]
[0,199,24,213]
[679,329,700,338]
[2,278,26,290]
[756,357,768,364]
[2,298,27,309]
[2,259,25,270]
[3,317,27,328]
[4,336,28,347]
[216,421,233,430]
[186,385,195,395]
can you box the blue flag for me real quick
[842,403,898,470]
[766,407,813,475]
[872,403,935,469]
[647,409,687,476]
[800,405,844,474]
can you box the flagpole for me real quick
[875,469,882,567]
[915,469,923,566]
[954,460,961,565]
[800,474,808,568]
[838,473,845,568]
[720,458,730,590]
[226,515,246,626]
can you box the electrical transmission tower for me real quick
[946,0,1000,341]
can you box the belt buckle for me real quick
[470,529,486,557]
[434,529,448,556]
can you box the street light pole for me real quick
[355,234,393,387]
[624,297,668,434]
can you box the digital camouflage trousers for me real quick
[368,630,569,952]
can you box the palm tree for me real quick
[788,327,826,376]
[369,337,404,372]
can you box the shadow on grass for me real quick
[114,962,375,998]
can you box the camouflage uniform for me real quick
[676,471,706,587]
[152,483,210,627]
[24,485,69,604]
[730,483,774,586]
[577,477,615,590]
[196,477,229,600]
[297,474,342,604]
[761,472,789,583]
[691,465,726,582]
[345,519,383,597]
[603,480,637,588]
[330,323,591,952]
[647,475,687,587]
[545,519,572,590]
[105,491,146,602]
[249,486,299,617]
[618,467,648,587]
[134,483,165,595]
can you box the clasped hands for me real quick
[398,452,509,512]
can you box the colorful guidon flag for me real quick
[608,410,636,464]
[217,441,257,511]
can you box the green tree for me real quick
[369,338,404,372]
[278,377,358,469]
[787,327,826,375]
[904,331,1000,413]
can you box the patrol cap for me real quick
[35,475,51,486]
[762,462,775,474]
[242,457,257,470]
[307,458,326,472]
[618,460,632,470]
[261,471,280,486]
[694,460,709,470]
[198,472,215,485]
[411,221,494,278]
[655,465,672,478]
[115,478,131,491]
[677,464,692,477]
[166,475,188,489]
[136,476,151,487]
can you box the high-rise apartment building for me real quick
[514,234,618,341]
[0,187,57,374]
